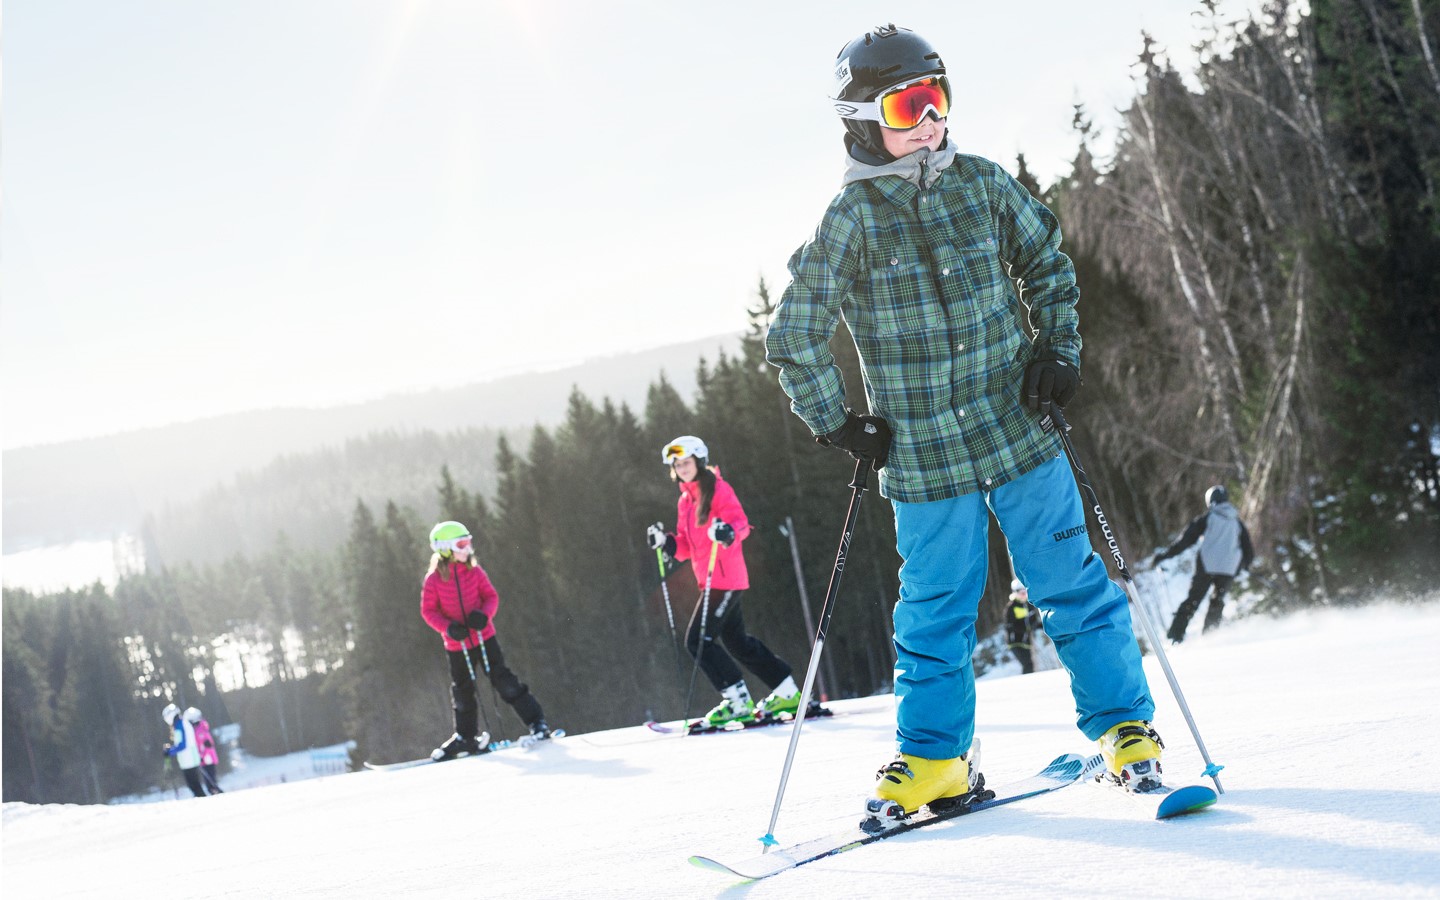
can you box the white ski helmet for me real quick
[162,703,180,725]
[1010,578,1025,593]
[661,435,708,465]
[184,707,203,724]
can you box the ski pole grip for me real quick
[1049,406,1071,435]
[848,456,869,492]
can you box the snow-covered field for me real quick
[6,599,1439,898]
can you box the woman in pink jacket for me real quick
[645,436,800,728]
[422,521,551,761]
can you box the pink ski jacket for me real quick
[674,470,752,591]
[194,718,219,766]
[421,561,501,651]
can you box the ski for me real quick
[365,729,561,770]
[648,706,835,736]
[689,751,1094,880]
[1085,754,1218,819]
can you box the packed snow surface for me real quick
[5,600,1439,898]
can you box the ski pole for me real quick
[681,540,723,726]
[656,546,687,697]
[1048,406,1225,794]
[761,458,870,850]
[455,579,500,738]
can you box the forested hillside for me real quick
[5,1,1436,805]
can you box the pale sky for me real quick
[1,1,1255,450]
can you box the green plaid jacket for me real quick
[766,153,1078,503]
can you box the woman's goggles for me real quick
[663,444,690,463]
[438,537,473,554]
[835,75,950,130]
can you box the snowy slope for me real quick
[5,599,1439,899]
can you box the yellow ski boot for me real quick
[864,744,983,830]
[1099,721,1164,792]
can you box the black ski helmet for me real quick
[1205,485,1229,506]
[832,24,946,159]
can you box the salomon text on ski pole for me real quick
[761,457,870,849]
[1049,406,1225,793]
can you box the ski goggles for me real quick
[437,536,473,554]
[834,75,951,130]
[663,443,691,463]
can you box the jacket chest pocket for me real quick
[866,244,945,334]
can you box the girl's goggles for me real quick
[438,537,473,554]
[836,75,951,130]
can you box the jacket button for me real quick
[890,258,898,266]
[941,267,950,275]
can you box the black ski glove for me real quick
[1023,357,1081,416]
[445,622,469,641]
[707,519,736,547]
[817,410,892,471]
[465,610,489,630]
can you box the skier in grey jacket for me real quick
[1155,486,1254,641]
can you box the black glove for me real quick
[445,622,469,641]
[1023,357,1081,415]
[645,522,668,551]
[817,410,892,471]
[162,743,172,758]
[708,519,736,547]
[465,610,489,630]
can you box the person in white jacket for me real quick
[161,703,210,798]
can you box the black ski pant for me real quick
[201,764,223,794]
[1010,642,1035,674]
[1167,572,1233,641]
[448,636,544,739]
[180,766,206,798]
[685,589,792,693]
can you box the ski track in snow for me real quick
[5,599,1439,898]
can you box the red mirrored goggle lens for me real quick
[453,538,472,551]
[878,77,950,129]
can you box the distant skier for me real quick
[1155,485,1254,642]
[766,24,1163,812]
[161,703,209,798]
[184,707,224,794]
[421,520,554,760]
[645,435,802,728]
[1005,579,1042,675]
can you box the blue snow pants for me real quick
[891,454,1154,759]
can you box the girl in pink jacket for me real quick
[422,521,552,761]
[183,707,224,794]
[646,436,800,728]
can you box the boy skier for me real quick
[765,24,1163,814]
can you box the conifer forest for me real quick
[5,1,1437,804]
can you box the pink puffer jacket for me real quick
[421,561,501,651]
[674,471,752,591]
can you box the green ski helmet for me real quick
[429,521,472,558]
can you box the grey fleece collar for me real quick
[843,141,957,190]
